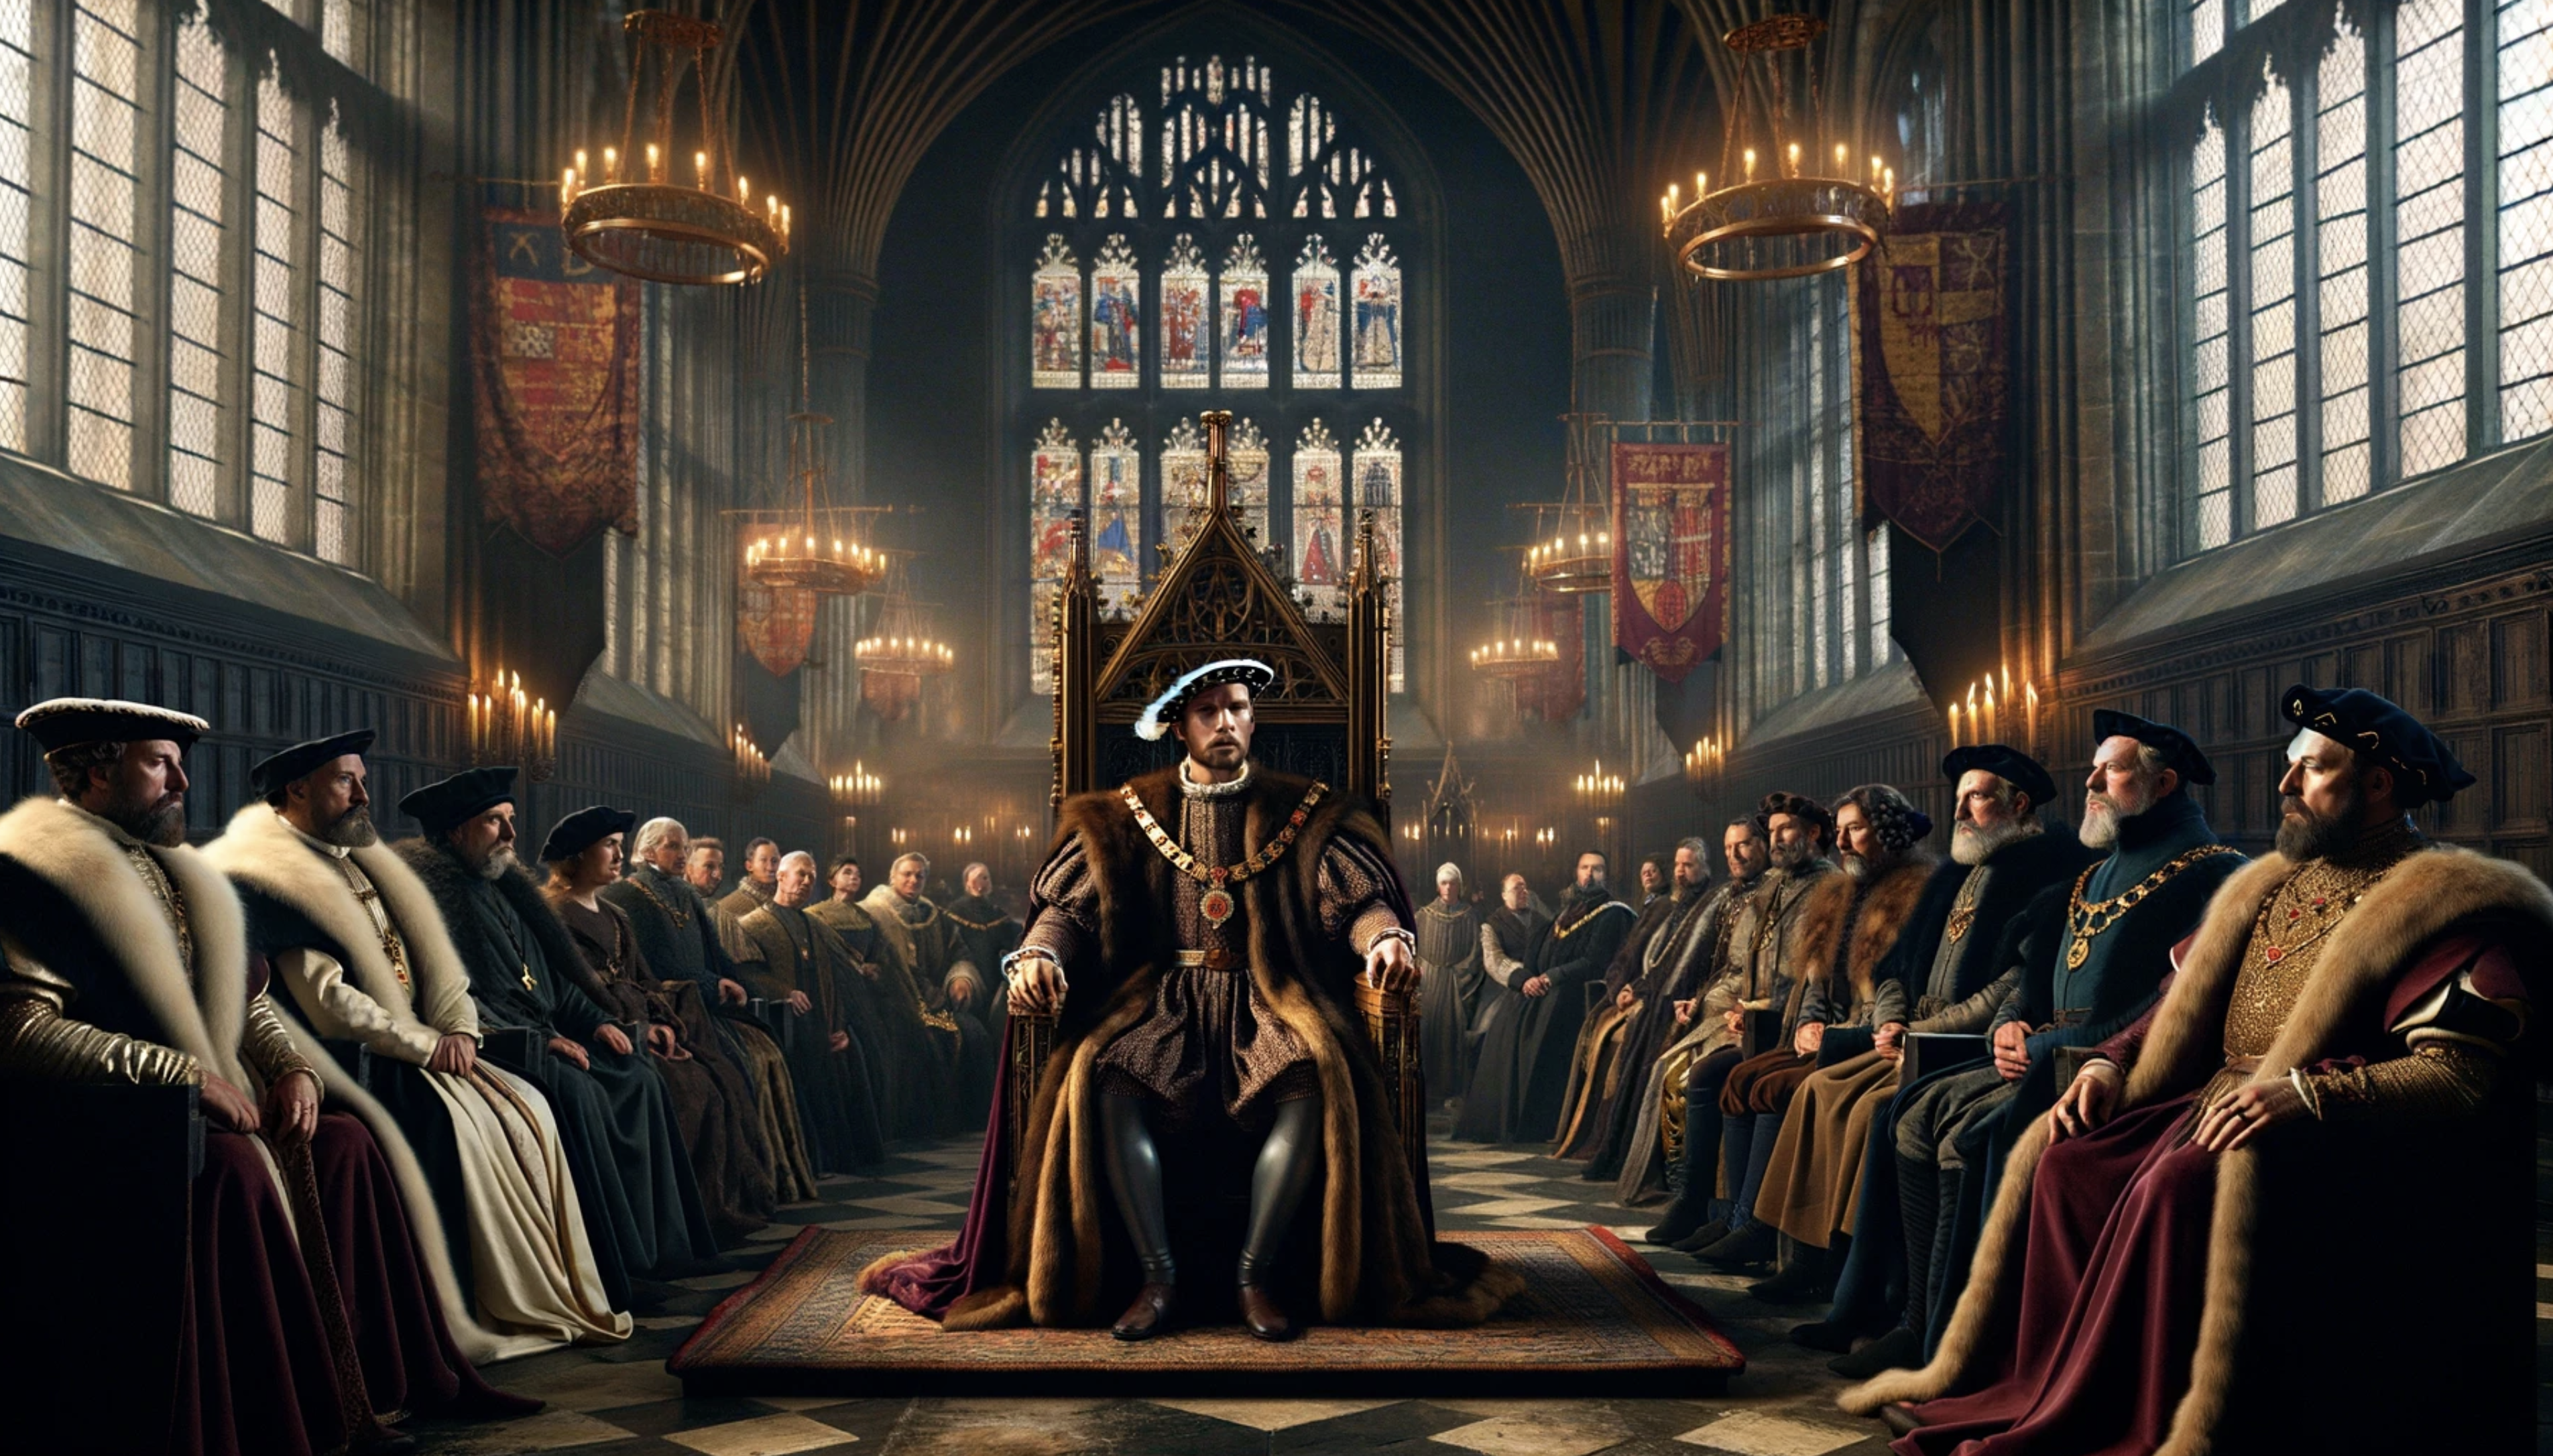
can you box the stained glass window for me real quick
[2497,0,2553,440]
[2317,25,2372,505]
[1032,235,1081,388]
[1020,55,1417,694]
[1220,233,1270,387]
[0,0,33,453]
[251,68,300,543]
[315,111,355,563]
[1354,418,1403,689]
[168,21,229,518]
[1350,235,1401,389]
[2248,75,2299,530]
[1293,235,1341,388]
[1028,420,1081,692]
[1159,234,1209,387]
[2396,0,2466,479]
[1159,56,1270,219]
[1090,419,1142,613]
[1089,235,1141,388]
[1293,418,1344,615]
[68,0,141,490]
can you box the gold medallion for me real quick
[2066,936,2089,971]
[1200,886,1236,924]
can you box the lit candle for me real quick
[695,149,709,188]
[1744,147,1757,180]
[1697,171,1707,197]
[737,174,750,204]
[646,143,661,182]
[603,146,618,182]
[560,166,577,214]
[575,149,588,177]
[1787,141,1801,176]
[1835,142,1848,174]
[780,204,790,238]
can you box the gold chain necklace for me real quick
[628,871,693,929]
[2250,859,2393,969]
[1553,898,1630,938]
[2063,843,2241,969]
[1122,780,1325,925]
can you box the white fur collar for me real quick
[0,796,247,1086]
[200,804,480,1037]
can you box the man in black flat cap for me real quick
[1821,711,2247,1377]
[1856,686,2549,1455]
[540,806,774,1244]
[0,704,542,1456]
[206,736,631,1351]
[393,769,719,1305]
[1753,746,2094,1312]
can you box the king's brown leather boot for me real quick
[1112,1281,1179,1341]
[1238,1283,1297,1342]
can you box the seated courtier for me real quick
[204,732,630,1352]
[0,702,540,1456]
[864,658,1520,1340]
[1851,686,2551,1455]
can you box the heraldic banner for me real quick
[1609,440,1729,684]
[735,520,821,678]
[470,205,641,556]
[1854,200,2010,553]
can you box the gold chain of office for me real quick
[1122,780,1327,926]
[2062,844,2243,969]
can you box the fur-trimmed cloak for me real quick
[1846,845,2553,1455]
[865,763,1521,1331]
[202,803,629,1355]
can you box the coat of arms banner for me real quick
[1854,200,2011,553]
[1608,440,1729,684]
[469,205,642,556]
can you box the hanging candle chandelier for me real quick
[1521,412,1614,594]
[854,559,953,723]
[1663,15,1893,282]
[1470,570,1563,680]
[829,762,884,809]
[560,11,786,286]
[744,290,886,596]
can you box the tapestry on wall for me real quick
[470,206,642,556]
[737,520,821,678]
[1854,200,2010,554]
[1609,440,1728,684]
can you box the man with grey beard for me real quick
[395,768,720,1306]
[1824,713,2244,1376]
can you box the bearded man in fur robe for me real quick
[1697,785,1935,1276]
[394,769,718,1303]
[1852,685,2549,1456]
[864,658,1519,1343]
[0,704,541,1456]
[205,733,630,1355]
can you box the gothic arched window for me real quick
[1014,52,1419,693]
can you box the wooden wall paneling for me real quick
[2493,612,2550,709]
[2443,622,2487,714]
[2497,723,2547,835]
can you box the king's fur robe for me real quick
[1844,845,2553,1453]
[916,764,1521,1331]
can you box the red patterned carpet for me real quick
[670,1225,1746,1397]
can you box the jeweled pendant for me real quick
[2066,936,2090,970]
[1201,887,1236,924]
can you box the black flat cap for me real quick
[2281,684,2475,808]
[540,804,635,863]
[15,698,209,755]
[1942,744,2058,810]
[399,766,518,835]
[250,729,377,798]
[2090,709,2216,787]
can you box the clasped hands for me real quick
[1005,934,1421,1015]
[2047,1061,2308,1150]
[200,1067,322,1145]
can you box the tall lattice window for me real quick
[168,21,229,518]
[7,7,379,568]
[1755,270,1885,705]
[2180,3,2553,556]
[1017,52,1420,694]
[0,0,34,452]
[67,0,141,489]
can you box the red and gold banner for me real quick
[1854,201,2010,553]
[736,524,820,676]
[1609,440,1728,684]
[470,207,641,556]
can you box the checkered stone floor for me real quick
[399,1124,1903,1455]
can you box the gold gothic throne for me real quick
[1011,410,1422,1192]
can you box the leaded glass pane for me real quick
[2396,0,2466,478]
[2499,0,2553,438]
[169,19,229,518]
[68,1,142,489]
[1354,418,1403,688]
[2190,117,2231,550]
[2190,0,2222,67]
[251,68,300,542]
[1350,234,1401,388]
[1161,58,1269,220]
[1865,524,1891,668]
[1293,418,1345,615]
[1027,420,1080,692]
[1293,234,1340,387]
[1089,235,1139,388]
[0,0,36,450]
[1089,420,1141,613]
[1030,235,1079,388]
[1219,233,1269,387]
[1158,234,1207,387]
